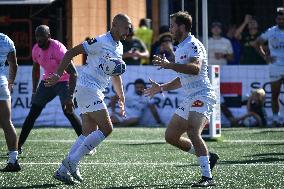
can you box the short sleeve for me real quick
[6,36,15,53]
[56,42,67,61]
[82,38,101,55]
[32,45,37,63]
[189,42,202,58]
[260,28,270,41]
[226,39,233,54]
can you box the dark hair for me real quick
[159,32,173,43]
[170,11,192,32]
[159,25,169,34]
[134,79,146,87]
[277,7,284,16]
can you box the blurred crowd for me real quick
[117,15,269,67]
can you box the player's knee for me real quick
[101,125,113,137]
[165,131,177,145]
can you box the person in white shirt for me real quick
[208,22,234,66]
[0,33,20,172]
[110,78,162,126]
[255,7,284,126]
[144,11,219,187]
[45,13,132,184]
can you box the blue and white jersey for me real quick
[79,32,123,95]
[0,33,15,85]
[174,35,216,100]
[260,26,284,65]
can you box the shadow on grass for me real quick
[104,183,194,189]
[220,157,284,165]
[0,184,58,189]
[121,142,165,146]
[246,152,284,157]
[263,143,284,146]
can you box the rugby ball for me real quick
[102,58,126,76]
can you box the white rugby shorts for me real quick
[175,96,216,120]
[75,85,107,114]
[0,83,11,100]
[269,64,284,82]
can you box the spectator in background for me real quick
[135,18,153,65]
[208,22,234,66]
[109,79,162,126]
[150,25,170,63]
[225,24,241,65]
[153,32,175,63]
[122,25,149,65]
[235,15,266,65]
[234,89,267,127]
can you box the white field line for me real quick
[1,139,284,143]
[0,162,283,166]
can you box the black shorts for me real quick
[32,80,69,107]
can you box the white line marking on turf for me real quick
[1,139,284,143]
[0,162,283,166]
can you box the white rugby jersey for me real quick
[260,26,284,65]
[174,35,216,99]
[0,33,15,85]
[80,32,123,93]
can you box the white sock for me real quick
[8,151,18,164]
[198,156,212,178]
[273,113,280,122]
[58,135,86,173]
[70,130,105,163]
[188,145,195,155]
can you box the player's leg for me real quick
[270,79,282,126]
[165,114,195,153]
[57,81,82,136]
[269,65,282,126]
[18,81,55,150]
[54,114,97,184]
[0,84,20,172]
[187,98,217,187]
[188,111,216,187]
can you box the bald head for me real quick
[35,25,50,35]
[112,13,131,26]
[111,13,132,41]
[35,25,51,49]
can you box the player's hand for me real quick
[44,73,60,87]
[152,55,171,69]
[64,99,74,114]
[215,52,224,59]
[118,97,125,117]
[144,79,161,99]
[264,55,276,63]
[8,83,13,93]
[244,14,252,24]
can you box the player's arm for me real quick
[148,104,162,124]
[144,77,181,99]
[112,76,125,117]
[65,62,78,100]
[45,44,85,86]
[32,62,40,94]
[153,55,202,75]
[254,37,271,63]
[7,51,18,92]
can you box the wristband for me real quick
[53,73,61,78]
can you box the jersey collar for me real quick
[107,31,119,46]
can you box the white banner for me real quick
[13,65,284,128]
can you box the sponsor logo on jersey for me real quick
[191,100,204,107]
